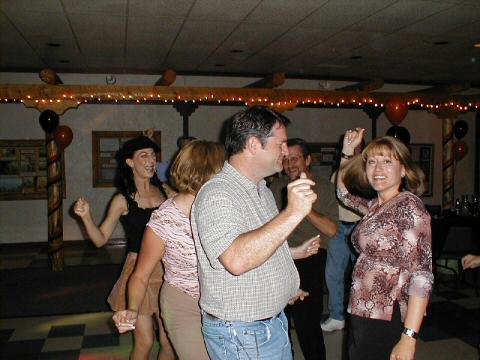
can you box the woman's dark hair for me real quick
[114,136,161,198]
[224,105,290,156]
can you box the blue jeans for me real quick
[201,310,292,360]
[325,222,357,321]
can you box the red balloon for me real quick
[53,125,73,150]
[385,97,408,125]
[453,140,468,161]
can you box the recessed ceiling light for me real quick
[47,43,61,47]
[350,55,362,60]
[59,60,70,63]
[215,63,225,67]
[230,49,243,53]
[433,41,448,45]
[474,42,480,48]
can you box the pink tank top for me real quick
[147,198,200,298]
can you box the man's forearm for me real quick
[306,210,337,238]
[219,208,303,275]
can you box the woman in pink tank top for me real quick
[113,140,226,360]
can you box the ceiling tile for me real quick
[299,0,398,29]
[69,13,126,56]
[349,0,452,33]
[62,0,127,15]
[128,0,195,18]
[245,0,329,26]
[189,0,260,21]
[401,4,480,36]
[1,0,63,14]
[3,10,72,38]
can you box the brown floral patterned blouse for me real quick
[337,188,433,321]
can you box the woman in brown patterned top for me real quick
[337,128,433,360]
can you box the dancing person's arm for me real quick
[337,128,365,192]
[113,227,165,333]
[306,209,337,238]
[290,235,321,259]
[462,254,480,269]
[390,295,429,360]
[306,180,338,239]
[218,174,317,275]
[391,199,433,360]
[74,194,127,247]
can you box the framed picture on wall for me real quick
[92,131,161,188]
[409,143,434,197]
[0,139,65,200]
[308,142,338,179]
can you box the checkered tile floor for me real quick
[0,242,479,360]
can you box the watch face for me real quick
[403,328,417,338]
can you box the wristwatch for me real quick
[403,327,417,339]
[341,152,353,160]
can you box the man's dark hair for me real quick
[224,106,291,156]
[287,138,310,157]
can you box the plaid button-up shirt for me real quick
[192,162,299,322]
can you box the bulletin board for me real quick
[0,139,64,200]
[92,131,161,188]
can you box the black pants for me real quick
[288,251,326,360]
[348,302,403,360]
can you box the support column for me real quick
[173,102,199,137]
[435,110,459,210]
[363,105,383,139]
[46,134,64,270]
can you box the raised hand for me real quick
[112,309,138,333]
[343,128,365,154]
[74,197,90,218]
[142,128,155,139]
[286,172,317,220]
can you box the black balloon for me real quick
[39,110,59,133]
[386,125,410,146]
[453,120,468,139]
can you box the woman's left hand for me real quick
[390,336,416,360]
[290,235,321,259]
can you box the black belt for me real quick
[204,311,280,322]
[341,220,358,225]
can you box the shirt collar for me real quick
[223,161,267,193]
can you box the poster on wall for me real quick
[409,144,434,197]
[0,140,65,200]
[308,142,337,179]
[92,131,161,187]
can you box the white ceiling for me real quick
[1,0,479,87]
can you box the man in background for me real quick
[271,138,338,360]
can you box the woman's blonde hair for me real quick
[343,136,425,197]
[170,140,227,194]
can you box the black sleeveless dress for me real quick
[107,194,164,315]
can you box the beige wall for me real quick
[0,73,477,243]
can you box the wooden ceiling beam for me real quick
[244,73,285,88]
[338,78,384,92]
[0,83,478,114]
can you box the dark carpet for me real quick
[0,264,122,318]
